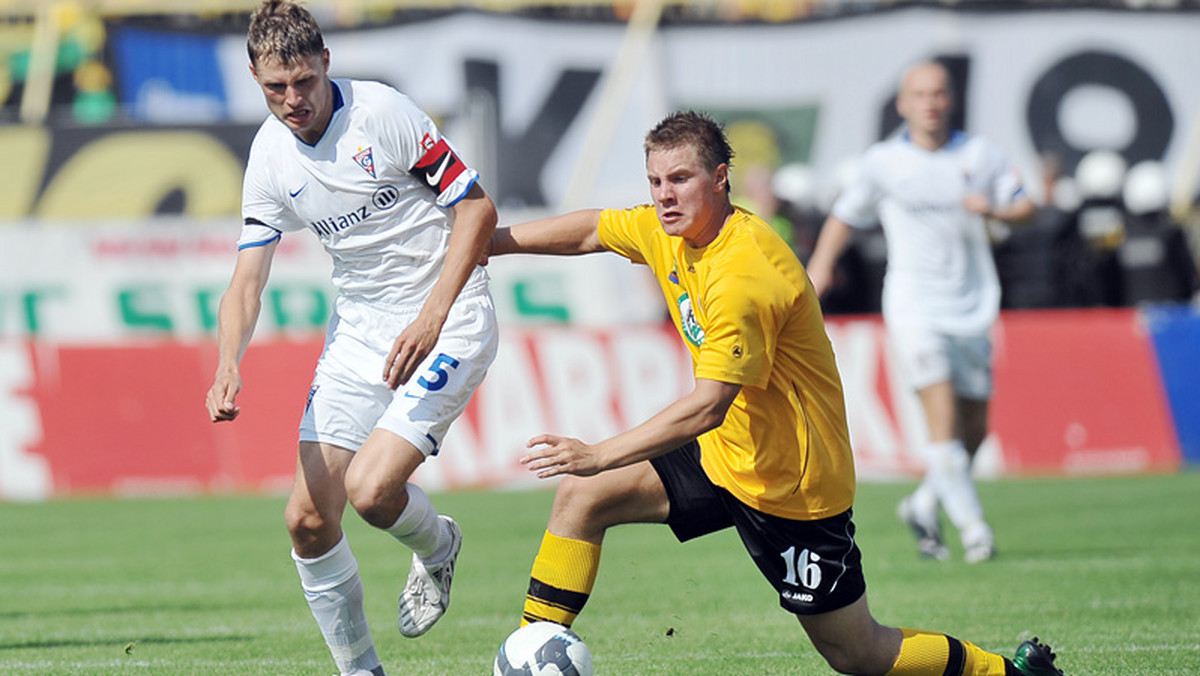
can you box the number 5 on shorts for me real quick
[418,353,460,391]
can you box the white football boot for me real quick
[398,515,462,638]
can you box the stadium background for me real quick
[1,0,1198,502]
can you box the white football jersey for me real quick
[238,79,488,307]
[832,131,1025,335]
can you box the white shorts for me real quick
[299,287,498,456]
[888,323,993,400]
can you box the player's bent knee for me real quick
[552,474,641,532]
[345,479,405,529]
[285,502,333,545]
[553,476,609,515]
[346,488,386,527]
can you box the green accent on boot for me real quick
[1012,637,1065,676]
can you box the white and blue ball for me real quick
[493,621,593,676]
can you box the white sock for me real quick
[925,440,990,539]
[384,483,450,563]
[908,478,940,528]
[292,536,384,676]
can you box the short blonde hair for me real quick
[247,0,325,67]
[644,110,735,192]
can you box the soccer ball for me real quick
[493,621,593,676]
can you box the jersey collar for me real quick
[331,80,345,115]
[901,128,968,151]
[298,81,345,148]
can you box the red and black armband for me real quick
[412,135,467,197]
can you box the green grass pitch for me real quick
[2,472,1198,674]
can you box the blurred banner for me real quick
[0,220,666,340]
[4,5,1198,216]
[1144,305,1200,465]
[0,309,1182,501]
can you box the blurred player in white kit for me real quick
[204,2,498,674]
[807,61,1035,563]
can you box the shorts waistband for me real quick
[338,278,491,316]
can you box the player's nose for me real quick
[284,86,304,108]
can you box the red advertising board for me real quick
[990,310,1180,475]
[0,309,1181,500]
[3,340,320,498]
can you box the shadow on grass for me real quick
[0,599,287,622]
[0,634,248,651]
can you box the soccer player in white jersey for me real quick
[204,3,498,674]
[807,61,1035,564]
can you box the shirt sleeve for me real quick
[596,206,651,265]
[983,141,1027,209]
[239,127,292,248]
[237,222,282,250]
[378,89,479,208]
[830,155,881,229]
[693,270,773,390]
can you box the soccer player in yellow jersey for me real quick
[487,110,1065,676]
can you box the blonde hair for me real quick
[645,110,735,192]
[247,0,325,67]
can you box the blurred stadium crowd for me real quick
[2,0,1198,316]
[743,148,1199,315]
[6,0,1200,126]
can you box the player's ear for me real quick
[322,48,331,73]
[714,163,729,193]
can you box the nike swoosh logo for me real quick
[426,154,451,187]
[289,183,308,198]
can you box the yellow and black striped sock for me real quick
[887,628,1021,675]
[521,531,601,628]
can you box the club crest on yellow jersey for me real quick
[677,293,705,347]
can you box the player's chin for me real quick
[658,214,687,235]
[283,112,312,132]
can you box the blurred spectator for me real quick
[999,151,1200,309]
[1075,149,1128,246]
[734,163,796,249]
[1073,149,1129,305]
[1116,160,1199,304]
[1,4,114,125]
[994,150,1105,309]
[771,162,823,262]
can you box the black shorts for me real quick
[650,441,866,615]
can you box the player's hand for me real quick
[206,370,242,422]
[963,192,992,217]
[384,314,440,390]
[521,434,605,478]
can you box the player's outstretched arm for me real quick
[490,209,606,258]
[206,241,276,422]
[521,378,741,478]
[384,183,498,389]
[806,215,854,298]
[963,192,1037,225]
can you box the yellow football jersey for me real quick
[597,204,856,520]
